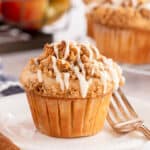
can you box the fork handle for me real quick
[137,123,150,140]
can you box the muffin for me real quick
[86,0,150,64]
[83,0,104,4]
[20,40,124,138]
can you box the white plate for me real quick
[121,64,150,76]
[0,94,150,150]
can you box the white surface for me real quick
[0,93,150,150]
[121,64,150,76]
[1,49,42,77]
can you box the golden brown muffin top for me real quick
[86,0,150,31]
[20,41,124,98]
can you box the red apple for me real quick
[2,0,47,29]
[21,0,47,30]
[2,1,22,22]
[1,0,70,30]
[0,0,1,16]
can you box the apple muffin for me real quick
[85,0,150,64]
[20,40,124,138]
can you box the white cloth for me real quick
[42,0,87,41]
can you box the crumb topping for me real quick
[21,40,124,98]
[86,0,150,30]
[85,0,148,7]
[102,0,146,7]
[29,41,103,80]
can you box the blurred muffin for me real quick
[20,40,124,138]
[86,0,150,64]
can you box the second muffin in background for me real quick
[86,0,150,64]
[20,40,124,138]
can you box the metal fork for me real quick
[107,88,150,139]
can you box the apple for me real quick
[2,1,22,22]
[22,0,48,30]
[1,0,70,30]
[0,0,1,16]
[2,0,47,30]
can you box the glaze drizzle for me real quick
[36,40,122,97]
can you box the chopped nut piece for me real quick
[81,55,89,63]
[57,59,70,72]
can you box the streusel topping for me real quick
[21,41,124,98]
[84,0,148,6]
[101,0,146,7]
[86,0,150,31]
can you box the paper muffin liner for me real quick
[26,91,111,138]
[93,24,150,64]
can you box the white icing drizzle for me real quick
[111,69,120,90]
[64,73,70,89]
[103,58,120,90]
[92,46,100,58]
[82,43,93,61]
[53,43,59,58]
[82,43,101,59]
[116,65,126,84]
[121,76,126,83]
[112,0,124,6]
[34,58,39,65]
[45,41,122,97]
[34,58,43,83]
[100,71,108,94]
[117,65,123,75]
[52,40,94,97]
[99,62,105,71]
[64,40,70,60]
[86,2,100,13]
[51,56,65,91]
[61,59,66,64]
[75,45,86,75]
[132,0,138,7]
[103,3,117,9]
[91,67,95,76]
[74,66,92,98]
[93,59,109,93]
[92,60,99,77]
[72,43,94,97]
[37,70,43,83]
[93,60,100,67]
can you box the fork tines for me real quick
[107,88,141,132]
[107,88,150,139]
